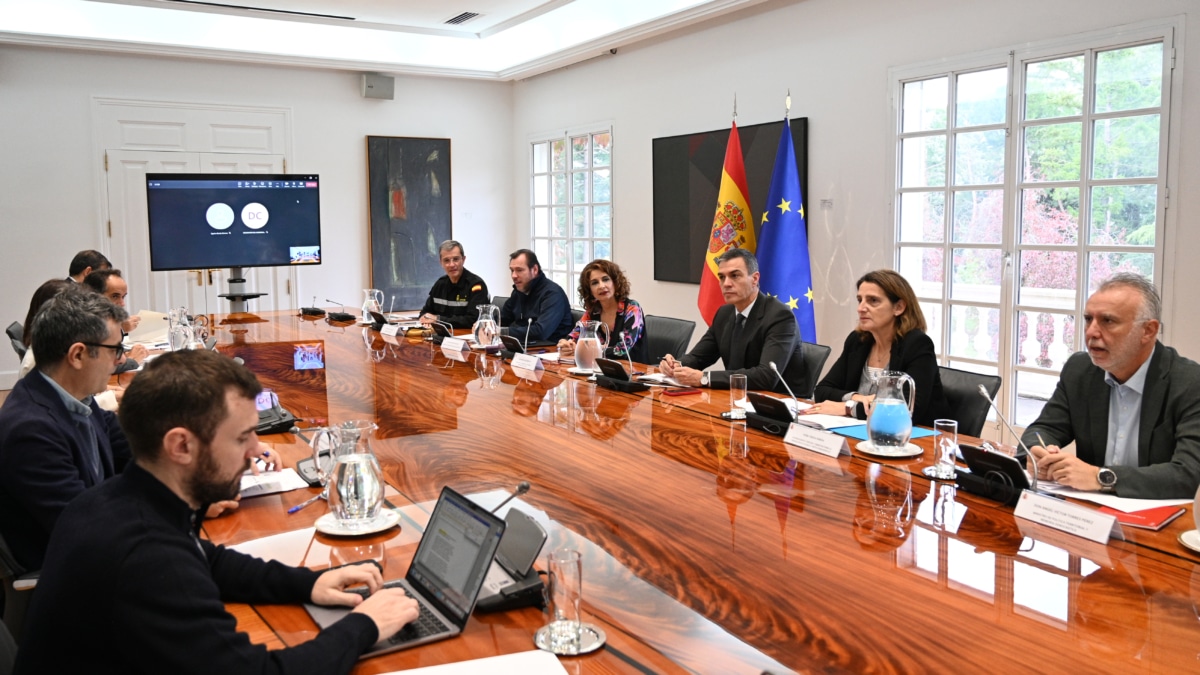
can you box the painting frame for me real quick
[366,135,453,311]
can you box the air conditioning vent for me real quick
[444,12,481,25]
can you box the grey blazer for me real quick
[1021,343,1200,499]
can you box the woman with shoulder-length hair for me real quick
[557,259,647,363]
[806,269,949,426]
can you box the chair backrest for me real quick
[9,338,24,362]
[490,295,508,308]
[938,366,1002,438]
[798,341,832,400]
[0,618,15,675]
[3,322,20,343]
[571,308,584,325]
[643,315,695,364]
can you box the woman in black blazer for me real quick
[806,270,949,427]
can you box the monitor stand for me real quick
[218,266,267,314]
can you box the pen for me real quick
[1035,432,1050,450]
[287,492,324,514]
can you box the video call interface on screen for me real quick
[146,176,322,271]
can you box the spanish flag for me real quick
[698,121,756,325]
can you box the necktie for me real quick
[729,314,746,370]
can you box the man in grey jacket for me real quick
[1022,273,1200,499]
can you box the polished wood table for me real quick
[199,311,1200,674]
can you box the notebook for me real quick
[305,487,506,657]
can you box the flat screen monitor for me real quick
[146,173,322,271]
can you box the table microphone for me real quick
[522,318,533,354]
[490,481,531,513]
[769,361,800,420]
[977,384,1039,492]
[620,331,638,376]
[324,299,356,322]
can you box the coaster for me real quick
[533,622,607,656]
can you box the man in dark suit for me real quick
[659,248,806,394]
[1022,273,1200,499]
[66,249,110,283]
[0,287,131,571]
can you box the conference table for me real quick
[195,310,1200,674]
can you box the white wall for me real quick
[0,46,514,384]
[511,0,1199,366]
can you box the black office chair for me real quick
[570,308,584,325]
[0,531,38,645]
[491,295,508,308]
[643,315,695,364]
[939,366,1002,437]
[798,341,832,400]
[5,323,22,362]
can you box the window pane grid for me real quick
[531,129,613,299]
[894,34,1167,425]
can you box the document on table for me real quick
[379,650,567,675]
[239,468,310,498]
[127,309,169,345]
[1036,482,1192,513]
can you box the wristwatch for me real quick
[700,373,710,387]
[1097,467,1117,493]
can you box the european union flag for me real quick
[758,117,816,342]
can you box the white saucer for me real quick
[856,440,924,459]
[1178,529,1200,554]
[315,509,400,536]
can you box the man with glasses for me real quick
[0,287,132,571]
[1023,273,1200,499]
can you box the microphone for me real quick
[621,330,638,375]
[388,295,396,314]
[301,295,326,317]
[325,299,356,322]
[977,384,1038,492]
[769,361,800,420]
[522,318,533,353]
[490,481,531,513]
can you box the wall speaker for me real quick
[361,73,395,100]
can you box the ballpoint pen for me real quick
[287,491,324,514]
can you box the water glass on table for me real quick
[728,374,747,420]
[923,418,959,480]
[544,548,583,654]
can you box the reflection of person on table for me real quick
[557,259,647,363]
[658,248,806,393]
[15,350,420,674]
[1021,273,1200,498]
[418,239,490,329]
[808,269,948,426]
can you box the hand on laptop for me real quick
[353,589,420,638]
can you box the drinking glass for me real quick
[923,419,959,480]
[728,374,747,420]
[543,548,584,654]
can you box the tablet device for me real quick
[595,357,630,381]
[958,443,1030,492]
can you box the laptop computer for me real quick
[305,486,506,657]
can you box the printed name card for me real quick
[783,423,849,458]
[440,345,468,362]
[380,324,402,337]
[511,353,544,371]
[1013,490,1123,544]
[441,336,469,353]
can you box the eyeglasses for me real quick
[83,333,130,358]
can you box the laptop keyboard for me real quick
[387,601,450,644]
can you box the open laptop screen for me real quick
[408,491,504,623]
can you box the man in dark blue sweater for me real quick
[500,249,574,343]
[15,350,418,674]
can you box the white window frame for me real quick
[888,18,1181,428]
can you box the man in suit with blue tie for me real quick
[0,287,131,571]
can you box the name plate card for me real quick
[1013,490,1123,544]
[511,353,544,371]
[783,423,849,458]
[440,345,468,362]
[441,336,469,353]
[380,324,402,337]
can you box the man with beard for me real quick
[1023,273,1200,499]
[15,350,419,674]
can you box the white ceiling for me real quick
[0,0,771,80]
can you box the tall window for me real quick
[530,130,613,302]
[894,25,1174,426]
